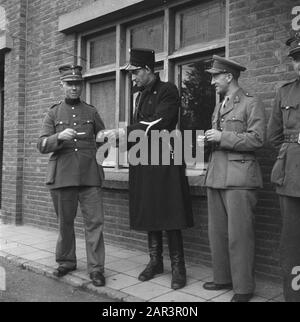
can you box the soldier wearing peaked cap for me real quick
[267,31,300,302]
[37,64,107,287]
[201,55,266,302]
[99,48,193,290]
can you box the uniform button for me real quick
[75,148,78,152]
[221,118,224,122]
[74,122,77,125]
[74,139,77,142]
[73,115,76,118]
[72,107,75,110]
[220,127,223,131]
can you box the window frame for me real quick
[76,0,229,177]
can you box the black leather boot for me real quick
[138,231,164,282]
[167,230,186,290]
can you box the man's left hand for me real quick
[205,129,222,142]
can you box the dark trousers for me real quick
[207,188,256,294]
[279,196,300,302]
[50,186,105,274]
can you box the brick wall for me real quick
[0,0,27,225]
[0,0,298,280]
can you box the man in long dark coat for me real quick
[37,65,106,287]
[103,48,193,290]
[267,31,300,302]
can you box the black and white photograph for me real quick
[0,0,300,309]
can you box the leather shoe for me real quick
[203,281,233,291]
[231,293,253,302]
[53,266,76,277]
[90,271,105,287]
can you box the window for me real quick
[128,16,165,53]
[90,77,116,129]
[87,31,116,69]
[78,0,226,175]
[89,75,117,167]
[176,52,224,166]
[175,0,226,50]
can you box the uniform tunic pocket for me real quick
[225,115,246,133]
[55,120,69,132]
[46,154,57,185]
[281,104,300,129]
[271,144,288,186]
[226,153,258,187]
[81,119,94,136]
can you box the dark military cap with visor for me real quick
[59,64,83,82]
[206,55,246,78]
[286,31,300,58]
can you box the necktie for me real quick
[220,96,229,114]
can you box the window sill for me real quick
[102,168,207,196]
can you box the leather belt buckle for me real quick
[298,133,300,145]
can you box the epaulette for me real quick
[281,79,297,88]
[240,89,253,98]
[82,101,96,109]
[50,101,62,109]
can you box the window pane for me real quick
[90,79,116,129]
[90,78,116,167]
[130,16,164,53]
[179,58,216,164]
[89,31,116,68]
[178,1,225,49]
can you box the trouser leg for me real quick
[166,229,186,290]
[279,196,300,302]
[225,190,256,294]
[207,188,232,284]
[79,186,105,274]
[50,187,78,269]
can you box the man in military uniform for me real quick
[202,55,266,302]
[37,65,106,287]
[102,48,193,290]
[267,32,300,302]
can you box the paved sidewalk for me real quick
[0,223,283,302]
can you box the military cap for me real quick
[206,55,246,77]
[123,48,155,71]
[286,31,300,57]
[59,64,83,81]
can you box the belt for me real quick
[284,133,300,144]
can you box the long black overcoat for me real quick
[126,75,194,231]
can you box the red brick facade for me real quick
[0,0,298,280]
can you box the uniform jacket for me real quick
[37,99,105,189]
[205,87,265,189]
[126,75,194,231]
[267,78,300,197]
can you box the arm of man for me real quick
[94,109,106,148]
[219,97,266,151]
[37,109,64,154]
[267,90,284,149]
